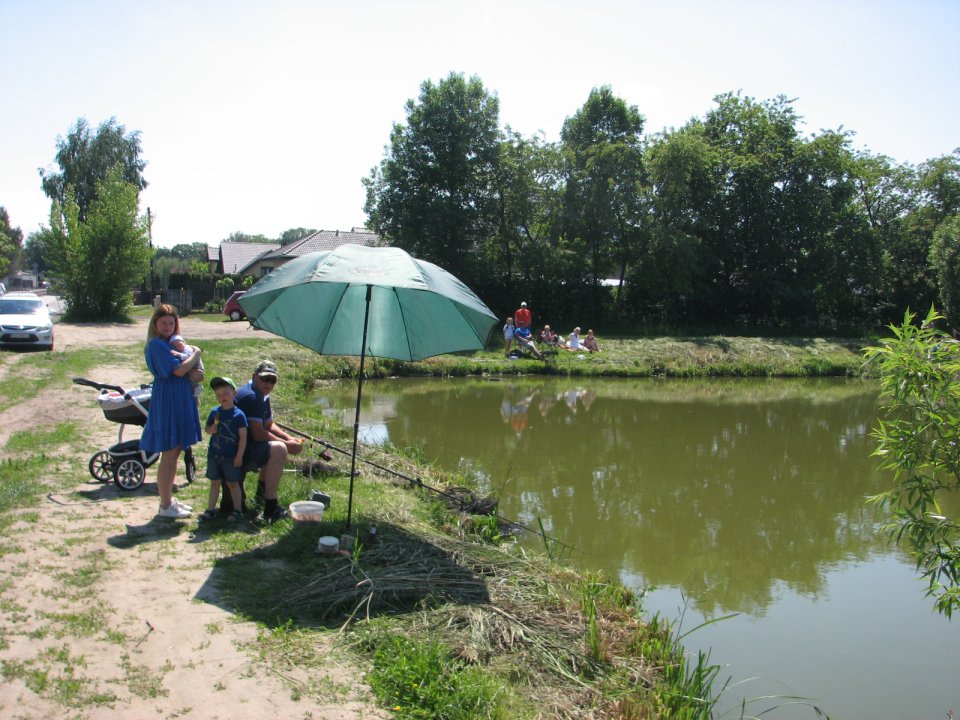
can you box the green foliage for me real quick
[0,206,24,278]
[278,227,317,245]
[23,226,57,276]
[362,75,957,334]
[363,633,506,720]
[864,307,960,616]
[365,72,501,281]
[629,614,722,720]
[49,166,151,320]
[560,86,647,322]
[222,230,271,243]
[39,117,147,222]
[929,214,960,327]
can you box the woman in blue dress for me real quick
[141,304,203,519]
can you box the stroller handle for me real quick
[72,377,126,394]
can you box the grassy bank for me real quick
[2,331,865,718]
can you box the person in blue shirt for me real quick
[234,360,304,522]
[141,304,203,519]
[198,377,247,523]
[513,325,545,360]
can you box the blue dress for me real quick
[140,338,202,454]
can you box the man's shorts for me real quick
[205,456,245,484]
[242,440,271,473]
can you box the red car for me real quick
[223,291,247,321]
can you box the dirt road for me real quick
[0,314,384,720]
[53,313,263,350]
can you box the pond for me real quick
[321,376,958,719]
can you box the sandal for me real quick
[197,508,218,523]
[227,510,244,523]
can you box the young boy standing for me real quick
[199,377,247,523]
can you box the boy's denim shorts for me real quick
[205,457,245,484]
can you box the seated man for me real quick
[233,360,305,522]
[538,325,559,346]
[513,326,545,360]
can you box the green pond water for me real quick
[321,376,958,719]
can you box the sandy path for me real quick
[0,313,386,720]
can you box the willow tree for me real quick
[865,307,960,617]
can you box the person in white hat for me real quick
[514,301,532,331]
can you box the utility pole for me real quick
[147,207,154,296]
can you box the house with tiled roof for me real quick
[241,228,381,277]
[214,242,281,275]
[205,245,220,273]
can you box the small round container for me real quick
[317,536,339,555]
[290,500,325,522]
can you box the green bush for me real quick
[365,634,505,720]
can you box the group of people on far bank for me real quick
[141,304,308,522]
[503,301,601,359]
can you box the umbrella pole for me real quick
[346,284,373,531]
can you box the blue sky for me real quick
[1,0,957,248]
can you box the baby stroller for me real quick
[73,377,196,491]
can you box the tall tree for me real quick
[23,227,57,277]
[49,166,151,320]
[222,231,272,244]
[278,227,317,245]
[39,117,147,222]
[488,130,568,317]
[634,126,716,324]
[0,206,24,278]
[560,87,648,321]
[364,73,501,280]
[929,215,960,326]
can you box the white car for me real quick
[0,292,54,351]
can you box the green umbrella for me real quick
[239,243,498,528]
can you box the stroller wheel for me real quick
[88,451,114,482]
[113,458,146,491]
[184,447,197,484]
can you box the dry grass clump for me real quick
[271,512,661,718]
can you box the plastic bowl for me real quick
[289,500,325,522]
[317,536,339,554]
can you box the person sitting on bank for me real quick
[234,360,305,522]
[538,325,559,346]
[514,326,545,360]
[566,327,582,351]
[583,329,601,353]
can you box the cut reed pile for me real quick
[270,515,660,717]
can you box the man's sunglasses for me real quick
[257,375,277,385]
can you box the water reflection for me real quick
[322,376,959,718]
[324,377,887,616]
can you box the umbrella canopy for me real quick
[238,243,498,528]
[238,244,497,361]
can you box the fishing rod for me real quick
[276,421,577,553]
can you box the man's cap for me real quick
[209,376,236,391]
[255,360,279,378]
[520,301,527,307]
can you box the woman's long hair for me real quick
[146,304,181,344]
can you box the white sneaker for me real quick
[172,498,192,512]
[157,502,192,519]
